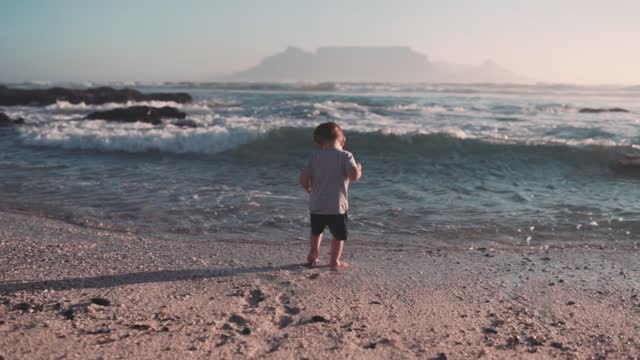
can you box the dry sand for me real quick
[1,211,639,359]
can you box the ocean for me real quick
[1,82,639,246]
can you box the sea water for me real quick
[1,82,639,245]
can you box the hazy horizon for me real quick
[2,0,639,85]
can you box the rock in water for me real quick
[174,119,198,128]
[0,86,192,106]
[0,113,11,125]
[0,112,24,126]
[578,107,630,113]
[86,106,187,125]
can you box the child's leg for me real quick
[329,238,349,270]
[307,233,323,265]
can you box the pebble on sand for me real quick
[90,297,111,307]
[229,314,248,327]
[311,315,330,323]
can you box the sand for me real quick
[0,211,639,359]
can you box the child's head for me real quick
[313,122,345,147]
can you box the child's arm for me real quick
[348,162,362,182]
[299,170,311,193]
[299,156,312,192]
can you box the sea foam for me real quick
[19,120,263,154]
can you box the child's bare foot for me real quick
[307,252,319,267]
[329,260,350,271]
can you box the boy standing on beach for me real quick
[299,122,362,270]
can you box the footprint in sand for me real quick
[247,288,267,307]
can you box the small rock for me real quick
[550,341,565,349]
[377,338,400,346]
[311,315,329,323]
[216,334,232,347]
[96,336,116,345]
[284,306,300,315]
[278,316,294,329]
[434,353,447,360]
[240,327,251,335]
[14,303,31,312]
[60,308,76,320]
[526,336,544,346]
[229,314,248,326]
[155,309,176,322]
[130,324,152,331]
[90,297,111,307]
[83,327,111,335]
[566,300,576,306]
[506,335,521,347]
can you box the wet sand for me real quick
[1,211,639,359]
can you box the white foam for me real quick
[392,104,464,113]
[19,121,263,154]
[45,100,211,112]
[313,100,368,118]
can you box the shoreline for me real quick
[1,211,639,359]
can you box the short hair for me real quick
[313,122,344,144]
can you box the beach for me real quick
[1,210,639,359]
[3,1,640,358]
[1,83,640,359]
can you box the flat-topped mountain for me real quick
[224,46,531,83]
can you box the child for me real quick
[299,122,362,270]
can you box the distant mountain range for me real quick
[223,46,532,83]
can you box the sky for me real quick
[1,0,639,84]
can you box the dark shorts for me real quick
[310,213,348,241]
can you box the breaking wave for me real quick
[18,120,264,154]
[16,122,638,165]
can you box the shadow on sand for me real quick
[0,263,320,294]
